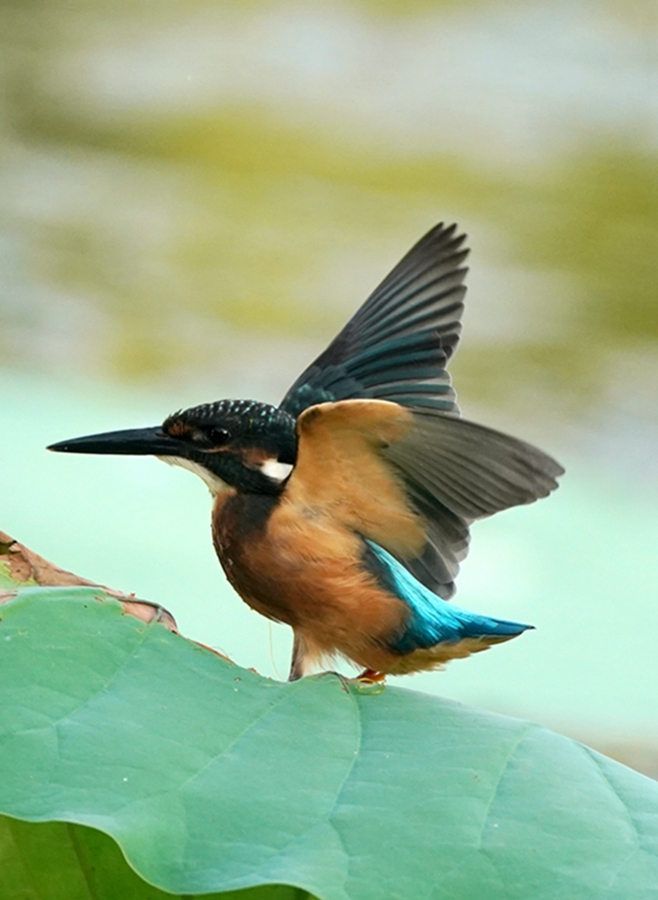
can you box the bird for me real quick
[48,223,564,682]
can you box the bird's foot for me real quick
[356,668,386,684]
[313,669,386,693]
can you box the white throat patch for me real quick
[157,456,231,497]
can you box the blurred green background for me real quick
[1,0,657,774]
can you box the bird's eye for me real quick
[207,427,231,445]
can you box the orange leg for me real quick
[315,669,387,692]
[356,668,387,684]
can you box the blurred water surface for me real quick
[1,0,657,771]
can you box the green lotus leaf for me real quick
[0,586,657,900]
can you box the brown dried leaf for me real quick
[0,530,178,632]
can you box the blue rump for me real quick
[363,541,533,655]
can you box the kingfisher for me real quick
[49,223,563,682]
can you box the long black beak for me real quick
[47,427,179,456]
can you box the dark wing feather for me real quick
[280,224,563,599]
[400,483,470,598]
[383,410,564,597]
[280,223,468,418]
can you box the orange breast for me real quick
[212,490,410,667]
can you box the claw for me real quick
[356,668,386,684]
[314,668,387,694]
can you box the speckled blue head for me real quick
[154,399,296,494]
[163,399,297,463]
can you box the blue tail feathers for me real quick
[363,541,533,655]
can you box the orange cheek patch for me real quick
[241,447,272,469]
[166,420,193,438]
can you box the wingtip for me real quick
[426,220,468,249]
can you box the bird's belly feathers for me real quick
[212,491,409,664]
[211,492,528,675]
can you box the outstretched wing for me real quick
[382,409,564,596]
[280,223,468,419]
[285,400,563,599]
